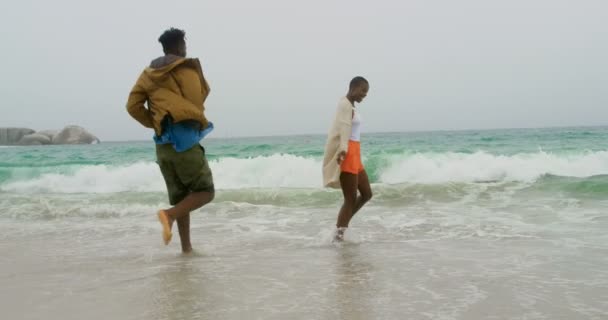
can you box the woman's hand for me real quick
[337,151,346,164]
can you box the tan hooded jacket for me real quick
[126,55,210,136]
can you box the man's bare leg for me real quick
[167,191,215,219]
[158,191,214,245]
[177,213,192,253]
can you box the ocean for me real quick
[1,127,607,319]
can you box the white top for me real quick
[350,109,362,141]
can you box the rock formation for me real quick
[0,126,100,146]
[0,128,36,145]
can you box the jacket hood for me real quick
[144,54,187,80]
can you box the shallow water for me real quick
[2,128,608,319]
[2,196,607,319]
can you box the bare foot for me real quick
[333,227,346,242]
[157,210,174,245]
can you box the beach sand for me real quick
[2,205,606,320]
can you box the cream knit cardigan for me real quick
[323,97,354,188]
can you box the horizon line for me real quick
[103,124,607,143]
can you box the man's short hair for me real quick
[158,28,186,53]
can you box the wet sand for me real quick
[2,208,607,320]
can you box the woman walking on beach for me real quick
[323,77,372,241]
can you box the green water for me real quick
[0,127,608,192]
[2,127,608,320]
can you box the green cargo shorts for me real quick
[156,144,215,205]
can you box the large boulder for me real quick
[18,133,52,146]
[52,126,100,145]
[37,130,58,141]
[0,128,35,145]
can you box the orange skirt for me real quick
[340,140,364,174]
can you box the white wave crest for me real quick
[379,151,608,184]
[3,151,608,194]
[1,154,322,193]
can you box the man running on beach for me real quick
[126,28,215,253]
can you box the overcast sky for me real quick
[1,0,606,141]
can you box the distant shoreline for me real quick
[105,124,608,143]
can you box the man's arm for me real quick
[190,58,210,102]
[200,67,210,102]
[126,82,154,128]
